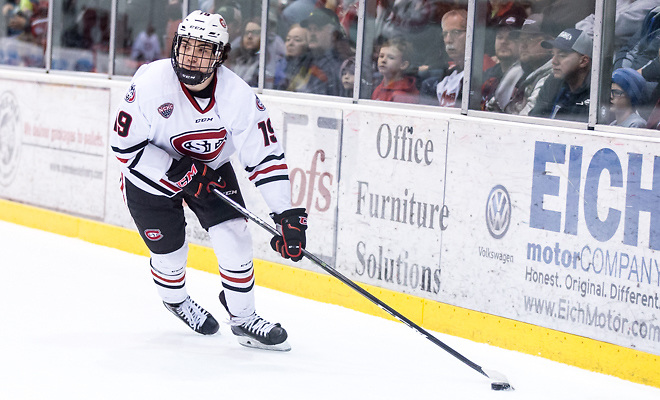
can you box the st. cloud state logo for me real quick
[170,128,227,162]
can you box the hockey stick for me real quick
[212,187,513,391]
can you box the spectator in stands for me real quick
[298,7,345,95]
[485,0,528,56]
[614,5,660,72]
[371,37,419,103]
[609,68,648,127]
[226,17,285,88]
[340,56,355,98]
[491,17,554,115]
[420,9,496,107]
[130,25,161,63]
[375,0,447,82]
[481,15,524,109]
[226,18,262,86]
[529,28,592,122]
[274,23,311,91]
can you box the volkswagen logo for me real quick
[486,185,511,239]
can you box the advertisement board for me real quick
[441,118,660,355]
[0,79,109,219]
[336,110,449,297]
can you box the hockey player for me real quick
[110,10,307,351]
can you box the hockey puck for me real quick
[491,382,513,391]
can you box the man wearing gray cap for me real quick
[529,28,592,122]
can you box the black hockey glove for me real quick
[166,156,221,199]
[270,208,308,262]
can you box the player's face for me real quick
[177,37,218,72]
[285,26,309,57]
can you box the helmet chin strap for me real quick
[176,68,213,86]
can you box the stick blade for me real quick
[483,369,514,391]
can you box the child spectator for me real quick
[340,56,355,97]
[610,68,647,128]
[371,37,419,104]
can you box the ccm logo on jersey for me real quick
[171,128,227,162]
[144,229,163,241]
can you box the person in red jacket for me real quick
[371,37,419,104]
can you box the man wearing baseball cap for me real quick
[493,17,553,115]
[297,7,345,95]
[529,28,592,122]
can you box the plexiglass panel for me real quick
[359,1,463,105]
[602,1,660,130]
[112,0,185,76]
[269,1,356,95]
[0,0,49,68]
[51,0,111,73]
[469,0,596,123]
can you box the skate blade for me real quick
[236,336,291,352]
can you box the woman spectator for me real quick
[274,23,312,91]
[226,19,262,87]
[226,18,285,88]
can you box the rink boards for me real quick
[0,69,658,387]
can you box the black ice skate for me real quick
[219,291,291,351]
[163,296,219,335]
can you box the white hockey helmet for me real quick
[171,10,231,85]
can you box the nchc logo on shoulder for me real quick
[486,185,511,239]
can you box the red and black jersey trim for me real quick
[245,153,285,172]
[111,139,149,154]
[219,265,254,293]
[111,140,149,163]
[221,281,255,293]
[151,261,186,289]
[179,75,217,114]
[245,153,289,187]
[127,149,181,197]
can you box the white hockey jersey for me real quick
[436,68,464,107]
[110,59,292,214]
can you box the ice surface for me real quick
[1,221,659,399]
